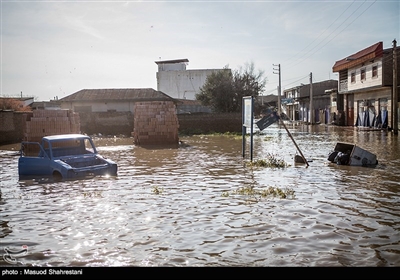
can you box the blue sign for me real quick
[256,112,279,131]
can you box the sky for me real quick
[1,0,399,101]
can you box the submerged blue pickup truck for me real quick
[18,134,118,181]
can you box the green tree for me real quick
[196,62,267,113]
[195,66,234,112]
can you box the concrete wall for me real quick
[78,111,134,136]
[78,111,242,137]
[0,111,243,145]
[177,112,242,134]
[0,111,30,145]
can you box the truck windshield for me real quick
[83,139,95,154]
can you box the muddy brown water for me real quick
[0,124,399,267]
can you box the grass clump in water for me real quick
[246,153,289,168]
[263,136,274,141]
[151,186,164,195]
[222,186,295,200]
[259,186,295,199]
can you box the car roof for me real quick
[42,134,90,141]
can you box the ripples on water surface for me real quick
[0,124,399,267]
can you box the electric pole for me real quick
[393,39,398,135]
[273,64,281,117]
[310,72,313,124]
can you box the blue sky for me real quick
[1,0,399,101]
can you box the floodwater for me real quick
[0,124,399,267]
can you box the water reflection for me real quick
[0,124,399,267]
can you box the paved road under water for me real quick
[0,124,399,267]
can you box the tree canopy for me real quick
[196,62,267,113]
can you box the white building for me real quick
[155,58,231,100]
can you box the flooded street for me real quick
[0,124,399,267]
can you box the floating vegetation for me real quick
[203,131,242,138]
[221,131,242,136]
[179,130,242,137]
[151,186,164,195]
[221,186,295,200]
[83,191,103,198]
[263,136,274,141]
[246,153,289,168]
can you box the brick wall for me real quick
[24,110,80,142]
[133,101,179,145]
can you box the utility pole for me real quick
[393,39,398,135]
[273,64,281,117]
[309,72,313,124]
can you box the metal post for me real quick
[281,120,309,167]
[242,97,246,158]
[310,72,313,124]
[250,96,254,161]
[393,39,398,135]
[273,64,281,117]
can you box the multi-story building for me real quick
[332,41,400,128]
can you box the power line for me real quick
[267,0,378,96]
[265,74,310,94]
[283,0,357,66]
[284,74,310,89]
[288,0,377,69]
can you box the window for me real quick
[351,72,356,83]
[372,66,378,78]
[360,68,366,81]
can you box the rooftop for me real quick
[155,58,189,65]
[59,88,175,102]
[332,42,383,72]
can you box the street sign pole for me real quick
[242,96,254,161]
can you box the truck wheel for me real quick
[53,171,62,182]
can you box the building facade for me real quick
[332,41,400,128]
[282,79,338,124]
[155,58,231,100]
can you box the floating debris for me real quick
[327,142,378,166]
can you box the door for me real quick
[346,94,354,126]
